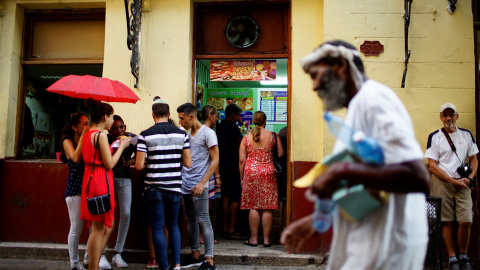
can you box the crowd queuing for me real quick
[61,39,479,270]
[61,96,283,270]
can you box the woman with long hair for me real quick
[61,113,89,270]
[81,98,130,270]
[239,111,284,247]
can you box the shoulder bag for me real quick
[272,132,282,173]
[86,132,112,215]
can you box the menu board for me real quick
[206,88,254,111]
[259,90,287,122]
[210,60,276,81]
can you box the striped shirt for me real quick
[137,122,190,193]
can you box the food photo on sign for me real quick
[209,60,276,81]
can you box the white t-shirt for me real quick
[328,80,428,270]
[424,128,478,178]
[181,125,218,194]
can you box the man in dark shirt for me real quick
[216,103,244,239]
[106,115,136,267]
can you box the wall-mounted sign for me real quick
[259,90,287,122]
[360,40,384,56]
[210,60,276,81]
[206,88,254,111]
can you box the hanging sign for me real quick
[210,60,276,81]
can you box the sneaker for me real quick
[196,261,216,270]
[147,258,159,269]
[449,261,460,270]
[72,266,86,270]
[169,266,181,270]
[180,257,203,268]
[460,258,473,270]
[112,253,128,268]
[99,255,112,270]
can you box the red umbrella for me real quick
[46,75,141,104]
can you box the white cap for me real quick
[440,103,457,114]
[153,98,169,105]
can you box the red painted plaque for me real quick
[360,40,384,56]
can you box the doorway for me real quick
[193,2,291,244]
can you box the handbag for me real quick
[86,132,111,215]
[272,132,282,173]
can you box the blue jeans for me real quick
[145,188,181,270]
[182,188,214,258]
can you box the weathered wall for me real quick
[322,0,475,154]
[290,0,325,162]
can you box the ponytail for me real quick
[251,111,267,142]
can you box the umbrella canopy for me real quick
[46,75,141,104]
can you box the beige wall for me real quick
[111,0,194,135]
[0,0,476,159]
[321,0,476,156]
[0,2,24,158]
[290,0,326,162]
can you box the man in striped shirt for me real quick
[136,98,191,270]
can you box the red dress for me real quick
[80,130,115,228]
[240,134,278,210]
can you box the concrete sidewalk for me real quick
[0,240,325,267]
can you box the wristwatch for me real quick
[467,177,476,188]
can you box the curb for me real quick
[0,242,324,267]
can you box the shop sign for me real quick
[206,88,254,111]
[210,60,277,81]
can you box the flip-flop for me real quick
[244,240,258,247]
[263,243,272,247]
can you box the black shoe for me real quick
[459,258,472,270]
[449,261,460,270]
[196,261,216,270]
[180,257,203,269]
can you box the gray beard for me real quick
[315,69,348,111]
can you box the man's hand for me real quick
[281,214,315,253]
[310,162,343,198]
[455,178,469,189]
[191,182,205,197]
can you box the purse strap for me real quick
[86,132,110,199]
[272,132,278,155]
[440,128,464,166]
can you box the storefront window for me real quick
[21,65,102,160]
[18,10,105,159]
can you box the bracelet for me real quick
[468,177,476,188]
[215,175,220,178]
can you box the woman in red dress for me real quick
[239,111,284,247]
[81,98,130,270]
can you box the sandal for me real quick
[244,240,257,247]
[263,243,272,247]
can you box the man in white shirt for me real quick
[280,40,431,270]
[425,103,478,270]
